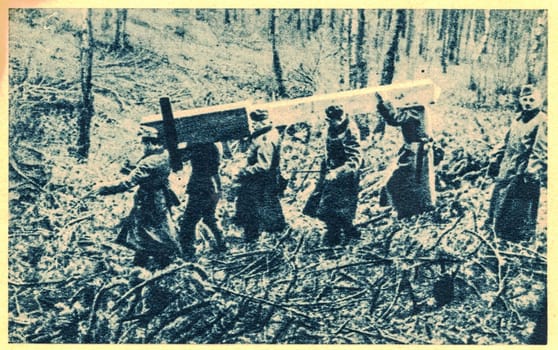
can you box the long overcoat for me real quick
[489,109,547,241]
[376,103,436,218]
[100,149,181,256]
[305,118,361,224]
[235,125,286,234]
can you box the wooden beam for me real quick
[141,79,440,145]
[253,79,440,126]
[158,97,181,172]
[142,100,250,145]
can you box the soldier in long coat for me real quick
[234,109,286,242]
[375,93,436,219]
[485,85,547,242]
[178,142,226,257]
[304,105,362,246]
[93,126,180,270]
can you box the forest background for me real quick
[2,2,556,347]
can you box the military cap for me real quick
[138,125,160,140]
[519,84,539,97]
[325,105,344,120]
[249,109,269,122]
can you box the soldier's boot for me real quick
[324,223,342,247]
[205,219,227,253]
[243,221,260,243]
[178,221,197,261]
[344,225,361,243]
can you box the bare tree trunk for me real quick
[380,9,406,85]
[447,10,462,65]
[305,9,312,40]
[440,10,450,73]
[373,10,383,51]
[347,10,355,89]
[420,9,435,62]
[407,10,419,79]
[507,11,522,64]
[338,9,350,89]
[113,9,122,50]
[353,9,368,89]
[312,9,322,32]
[224,9,231,25]
[329,9,336,30]
[270,9,287,98]
[101,9,112,32]
[112,9,129,52]
[438,9,448,41]
[469,9,491,104]
[527,11,547,85]
[294,9,301,31]
[463,10,474,61]
[405,10,415,57]
[78,9,95,159]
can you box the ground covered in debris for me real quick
[8,9,547,344]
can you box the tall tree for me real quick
[294,9,302,31]
[462,10,475,60]
[440,9,450,73]
[224,9,231,25]
[338,9,351,89]
[527,12,547,85]
[447,10,462,65]
[405,10,415,58]
[77,9,94,159]
[352,9,368,89]
[469,9,491,104]
[372,9,383,52]
[380,9,406,85]
[112,9,128,52]
[329,9,336,30]
[270,9,287,98]
[312,9,323,32]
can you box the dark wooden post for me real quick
[159,97,181,171]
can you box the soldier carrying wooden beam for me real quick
[91,125,181,270]
[140,80,441,239]
[374,92,437,219]
[303,105,362,247]
[231,109,286,242]
[177,141,226,258]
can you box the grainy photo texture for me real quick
[7,8,548,344]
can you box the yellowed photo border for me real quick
[1,1,555,349]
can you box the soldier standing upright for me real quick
[304,105,362,246]
[177,142,226,258]
[375,93,437,219]
[92,126,180,270]
[233,109,286,242]
[485,84,547,242]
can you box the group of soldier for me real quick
[92,84,547,272]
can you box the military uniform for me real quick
[305,105,362,246]
[376,100,436,219]
[178,142,225,256]
[486,86,547,241]
[96,127,180,269]
[234,110,286,242]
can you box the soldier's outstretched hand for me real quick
[90,183,108,196]
[374,92,385,105]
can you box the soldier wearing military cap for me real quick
[485,84,547,241]
[374,93,437,219]
[93,125,180,270]
[233,109,286,242]
[177,141,226,258]
[304,105,362,246]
